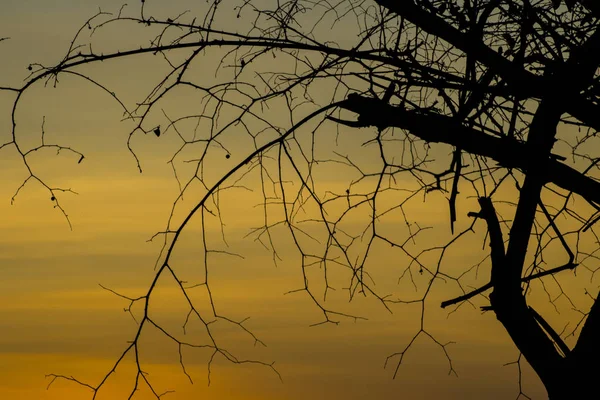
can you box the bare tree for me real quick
[3,0,600,398]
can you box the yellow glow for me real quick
[0,2,589,399]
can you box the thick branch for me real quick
[477,197,506,269]
[478,197,563,383]
[339,95,600,207]
[578,0,600,17]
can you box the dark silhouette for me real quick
[2,0,600,398]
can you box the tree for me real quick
[2,0,600,398]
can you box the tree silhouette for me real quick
[2,0,600,398]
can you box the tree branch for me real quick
[529,306,571,357]
[473,198,506,286]
[374,0,600,131]
[476,196,563,382]
[440,262,578,309]
[338,95,600,208]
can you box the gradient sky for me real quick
[1,1,591,399]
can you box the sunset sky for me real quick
[1,1,591,399]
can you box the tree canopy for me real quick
[2,0,600,398]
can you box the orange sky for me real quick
[1,1,590,399]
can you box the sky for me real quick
[0,1,591,399]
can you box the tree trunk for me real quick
[544,360,596,399]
